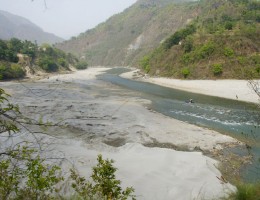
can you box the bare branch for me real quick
[248,80,260,98]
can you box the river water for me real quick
[98,68,260,182]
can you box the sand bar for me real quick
[121,69,260,104]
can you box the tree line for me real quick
[0,38,88,80]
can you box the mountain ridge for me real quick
[0,10,64,45]
[56,0,199,66]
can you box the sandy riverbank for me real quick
[121,69,260,104]
[0,67,239,199]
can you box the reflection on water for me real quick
[99,68,260,182]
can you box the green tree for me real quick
[0,63,25,80]
[195,41,215,60]
[75,60,88,70]
[21,40,37,59]
[163,24,196,49]
[57,58,68,68]
[183,36,194,53]
[71,154,135,200]
[8,38,23,53]
[0,147,63,200]
[37,56,58,72]
[139,56,150,73]
[0,40,7,60]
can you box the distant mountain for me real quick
[0,10,64,44]
[56,0,199,66]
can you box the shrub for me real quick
[38,57,58,72]
[224,47,235,57]
[228,183,260,200]
[0,147,63,200]
[225,21,234,30]
[0,63,25,80]
[181,67,190,78]
[183,37,194,53]
[57,58,68,68]
[251,54,260,65]
[10,64,26,78]
[237,56,247,65]
[139,56,150,73]
[75,60,88,70]
[163,24,196,49]
[196,42,215,60]
[182,54,191,64]
[212,63,223,76]
[71,154,136,200]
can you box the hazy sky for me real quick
[0,0,137,39]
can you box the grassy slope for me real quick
[56,0,198,66]
[142,0,260,79]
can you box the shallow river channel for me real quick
[99,68,260,182]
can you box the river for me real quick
[1,67,259,184]
[99,68,260,182]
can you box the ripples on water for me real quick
[100,68,260,182]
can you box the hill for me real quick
[56,0,199,66]
[0,10,64,45]
[140,0,260,79]
[0,38,82,80]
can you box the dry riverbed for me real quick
[0,67,243,200]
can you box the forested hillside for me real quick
[140,0,260,79]
[56,0,199,66]
[0,38,81,80]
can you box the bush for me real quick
[57,58,68,68]
[75,60,88,70]
[225,21,234,30]
[163,24,196,49]
[195,42,215,60]
[212,63,223,76]
[181,67,190,78]
[38,57,58,72]
[10,64,26,78]
[181,54,193,64]
[139,56,150,73]
[228,183,260,200]
[0,146,63,200]
[70,154,136,200]
[224,47,235,57]
[0,63,25,80]
[183,37,194,53]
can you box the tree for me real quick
[163,24,196,49]
[21,40,37,59]
[0,40,8,60]
[37,56,59,72]
[75,60,88,70]
[71,154,136,200]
